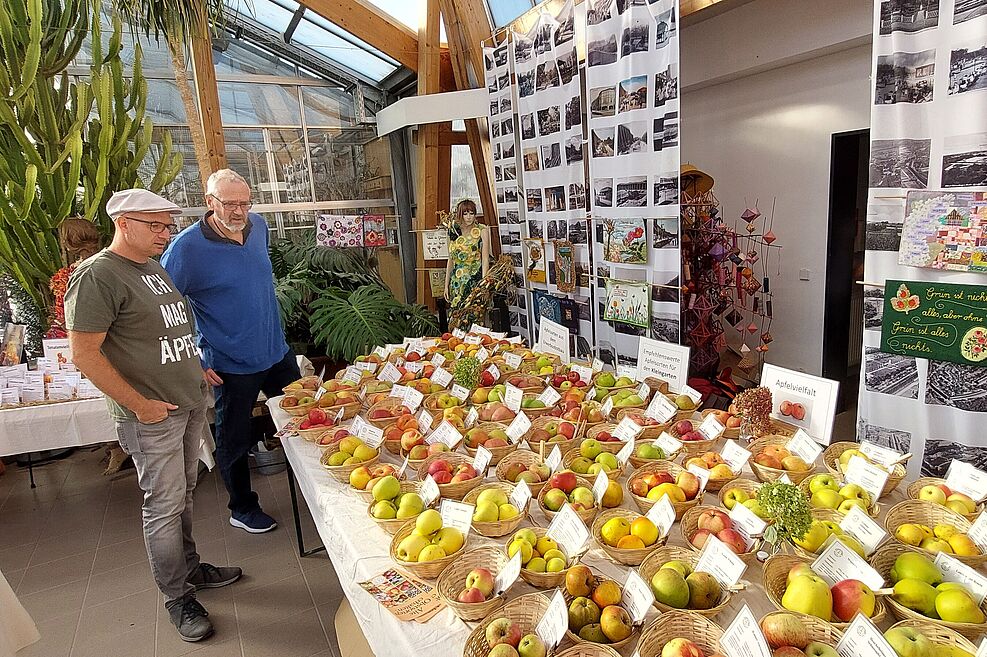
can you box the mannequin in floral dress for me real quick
[443,199,490,311]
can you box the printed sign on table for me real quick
[760,363,840,445]
[538,317,571,364]
[636,337,690,391]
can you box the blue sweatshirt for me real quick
[161,212,288,375]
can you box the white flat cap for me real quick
[106,189,182,218]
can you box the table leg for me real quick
[27,451,35,489]
[286,461,326,558]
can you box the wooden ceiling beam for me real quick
[190,4,227,175]
[301,0,420,71]
[415,0,443,306]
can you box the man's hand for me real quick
[135,399,179,424]
[203,368,224,386]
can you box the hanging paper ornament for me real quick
[761,332,773,344]
[747,250,759,264]
[746,322,759,334]
[763,230,776,244]
[709,243,728,260]
[741,208,761,222]
[724,310,743,327]
[729,253,743,265]
[746,222,756,233]
[741,276,762,295]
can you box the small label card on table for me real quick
[377,362,401,383]
[836,613,898,657]
[504,352,523,369]
[969,512,987,552]
[536,590,568,649]
[729,503,768,549]
[681,384,703,405]
[425,420,462,448]
[417,408,434,431]
[545,445,563,473]
[537,386,561,407]
[397,455,410,478]
[645,393,678,423]
[621,570,654,625]
[697,413,725,441]
[484,363,501,382]
[465,406,479,429]
[421,475,440,506]
[786,429,823,464]
[546,503,589,558]
[342,367,363,384]
[934,552,987,604]
[510,480,532,511]
[432,367,452,388]
[721,604,771,657]
[449,383,470,401]
[653,432,682,458]
[600,395,614,418]
[430,352,445,367]
[571,364,592,382]
[613,416,644,442]
[646,495,676,538]
[843,455,889,504]
[473,446,493,474]
[616,439,634,465]
[811,537,884,591]
[839,505,887,556]
[860,441,904,468]
[946,459,987,502]
[439,499,474,535]
[506,412,531,444]
[358,423,385,448]
[592,471,610,505]
[476,347,490,363]
[687,463,710,493]
[616,364,638,382]
[721,439,752,473]
[494,551,522,595]
[504,383,523,413]
[695,535,747,588]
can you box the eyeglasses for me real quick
[123,217,179,235]
[209,195,253,212]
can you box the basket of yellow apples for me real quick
[800,473,880,518]
[505,527,574,589]
[563,441,625,481]
[319,432,380,482]
[463,482,529,538]
[389,509,467,580]
[681,452,737,492]
[749,434,816,484]
[884,499,985,567]
[639,546,734,618]
[366,478,434,535]
[823,442,905,498]
[592,508,665,566]
[906,477,983,520]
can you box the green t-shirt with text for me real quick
[65,250,206,420]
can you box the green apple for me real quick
[782,573,833,619]
[883,627,935,657]
[936,588,985,623]
[808,474,839,495]
[371,500,397,519]
[890,552,942,585]
[372,475,401,502]
[581,439,603,459]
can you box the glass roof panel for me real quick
[291,15,399,82]
[486,0,535,28]
[363,0,448,43]
[225,0,295,34]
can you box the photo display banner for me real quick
[858,0,987,480]
[585,0,682,367]
[484,41,531,342]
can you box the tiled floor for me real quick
[0,447,346,657]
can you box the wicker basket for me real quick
[591,371,637,395]
[600,392,647,420]
[884,499,986,567]
[822,441,906,498]
[797,474,881,518]
[749,434,816,484]
[435,547,510,622]
[613,408,667,440]
[366,480,433,535]
[321,399,361,421]
[474,401,517,425]
[520,393,558,419]
[553,645,622,657]
[417,453,485,501]
[758,611,843,648]
[635,610,724,657]
[562,448,624,481]
[278,396,317,417]
[462,482,530,538]
[388,518,468,580]
[509,526,575,589]
[367,397,412,429]
[591,508,666,566]
[627,461,702,519]
[497,372,547,393]
[319,442,380,483]
[762,553,887,628]
[701,408,742,439]
[668,419,719,458]
[561,573,638,650]
[462,592,551,657]
[662,392,704,422]
[296,422,341,442]
[885,619,979,655]
[583,425,628,455]
[423,390,468,414]
[906,477,984,520]
[680,504,760,564]
[639,546,734,617]
[537,472,599,525]
[462,422,520,467]
[523,415,580,456]
[494,450,551,497]
[717,478,761,509]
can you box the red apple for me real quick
[548,471,577,494]
[690,529,712,550]
[716,528,748,555]
[674,420,693,435]
[428,459,453,476]
[697,509,731,534]
[432,470,453,484]
[831,579,876,622]
[458,587,486,603]
[676,471,701,500]
[759,612,810,649]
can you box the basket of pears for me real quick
[884,499,985,567]
[366,475,432,535]
[639,546,732,618]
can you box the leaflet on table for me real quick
[835,613,897,657]
[860,441,904,468]
[377,362,401,383]
[495,551,522,596]
[729,503,768,547]
[811,537,884,591]
[506,412,531,443]
[687,463,710,493]
[425,420,462,448]
[653,432,682,457]
[645,391,677,422]
[785,429,823,464]
[450,383,470,401]
[538,317,570,364]
[570,364,592,382]
[934,552,987,604]
[969,512,987,552]
[839,505,887,555]
[464,406,479,429]
[545,445,563,473]
[537,386,561,407]
[646,495,676,537]
[431,367,453,388]
[592,471,610,504]
[697,413,725,441]
[510,480,532,511]
[613,417,644,442]
[357,568,444,624]
[504,383,523,412]
[720,604,771,657]
[439,499,474,536]
[0,388,20,404]
[473,445,493,474]
[616,439,634,465]
[721,439,752,473]
[504,352,523,369]
[420,475,440,506]
[843,456,889,503]
[404,362,425,376]
[274,417,304,438]
[47,337,75,364]
[621,570,654,625]
[616,365,638,382]
[46,383,74,400]
[600,396,614,418]
[760,364,840,445]
[547,503,589,557]
[536,590,568,649]
[636,337,690,392]
[695,535,747,588]
[945,459,987,502]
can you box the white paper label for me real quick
[465,335,482,345]
[970,512,987,552]
[653,432,682,457]
[431,352,446,367]
[839,505,887,556]
[616,364,638,382]
[592,358,604,372]
[836,614,898,657]
[20,386,44,402]
[778,472,793,484]
[697,413,725,441]
[473,446,493,474]
[421,475,440,506]
[510,480,532,511]
[426,420,463,448]
[592,470,610,504]
[646,496,676,537]
[979,640,987,657]
[687,463,711,493]
[721,440,752,474]
[0,388,20,404]
[860,441,903,468]
[465,406,479,429]
[843,456,889,503]
[537,387,561,406]
[402,387,424,412]
[505,412,531,443]
[616,439,634,465]
[342,367,363,384]
[811,537,885,591]
[504,352,523,369]
[417,408,434,431]
[636,337,690,393]
[546,503,589,557]
[439,499,474,535]
[613,417,644,442]
[695,535,747,588]
[638,382,651,401]
[389,384,406,399]
[484,363,501,381]
[934,552,987,605]
[536,590,568,649]
[621,570,654,624]
[571,364,592,382]
[450,383,470,401]
[452,328,466,339]
[729,503,768,546]
[681,384,703,403]
[476,347,490,363]
[504,383,523,412]
[432,367,453,388]
[377,362,401,383]
[397,455,410,478]
[600,396,614,417]
[495,551,522,595]
[721,605,771,657]
[274,417,303,439]
[404,361,425,374]
[545,445,563,473]
[538,317,570,364]
[47,384,73,400]
[313,386,327,401]
[946,459,987,502]
[645,392,678,422]
[358,423,385,448]
[786,429,823,464]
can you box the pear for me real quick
[890,552,942,585]
[892,578,938,617]
[936,589,985,623]
[650,568,690,609]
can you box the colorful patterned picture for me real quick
[898,191,987,272]
[604,278,650,328]
[524,238,547,283]
[316,214,362,247]
[602,217,648,264]
[554,240,576,292]
[362,214,387,247]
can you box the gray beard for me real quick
[216,215,245,233]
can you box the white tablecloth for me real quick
[0,568,39,657]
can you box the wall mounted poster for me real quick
[525,238,548,283]
[421,229,449,260]
[604,279,650,328]
[858,0,987,481]
[881,280,987,366]
[584,0,682,368]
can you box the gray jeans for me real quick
[115,401,206,606]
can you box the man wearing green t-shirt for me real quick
[65,189,242,643]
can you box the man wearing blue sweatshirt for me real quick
[162,169,299,534]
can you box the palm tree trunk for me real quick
[167,34,213,189]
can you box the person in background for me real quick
[66,189,242,643]
[162,169,299,534]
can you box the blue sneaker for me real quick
[230,508,278,534]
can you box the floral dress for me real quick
[447,225,483,309]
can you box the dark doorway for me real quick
[823,130,869,412]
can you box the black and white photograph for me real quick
[500,98,512,114]
[504,165,517,182]
[621,19,650,58]
[545,186,566,212]
[546,218,567,239]
[491,123,500,139]
[485,51,495,71]
[505,210,520,225]
[587,0,612,24]
[496,188,505,204]
[653,112,679,149]
[653,218,679,248]
[864,288,884,329]
[565,96,582,129]
[504,187,518,203]
[537,106,561,136]
[520,113,536,140]
[536,60,561,91]
[487,77,498,93]
[654,174,679,205]
[925,360,987,412]
[515,37,533,63]
[616,0,648,13]
[954,0,987,25]
[541,142,562,169]
[651,312,680,343]
[498,72,510,90]
[869,139,931,187]
[493,143,502,161]
[592,127,615,157]
[555,5,575,45]
[558,49,578,84]
[618,121,649,155]
[655,8,677,47]
[490,101,499,116]
[880,0,939,34]
[526,188,544,213]
[618,75,648,113]
[588,35,619,67]
[494,45,509,66]
[864,347,919,398]
[503,143,515,159]
[875,49,936,104]
[501,230,520,246]
[941,132,987,187]
[921,438,987,477]
[590,85,616,117]
[655,63,679,107]
[615,176,648,207]
[527,220,544,238]
[501,117,514,135]
[593,178,614,207]
[565,135,583,164]
[509,252,524,268]
[866,203,904,251]
[651,271,680,303]
[523,147,540,172]
[518,70,535,98]
[533,22,553,55]
[494,165,502,182]
[858,422,913,454]
[576,262,592,288]
[569,186,587,214]
[615,320,646,338]
[948,42,987,95]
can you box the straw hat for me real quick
[680,163,714,194]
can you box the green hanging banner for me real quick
[880,279,987,366]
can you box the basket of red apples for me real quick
[500,372,548,393]
[701,408,743,438]
[496,450,552,497]
[583,425,627,455]
[464,423,518,466]
[613,409,667,440]
[635,610,725,657]
[462,592,551,657]
[537,470,599,524]
[670,419,719,458]
[548,369,591,393]
[681,506,760,564]
[749,435,816,484]
[562,566,637,649]
[682,452,736,492]
[418,453,484,500]
[399,430,454,468]
[758,611,843,657]
[436,547,510,621]
[295,407,338,441]
[523,417,579,456]
[366,398,413,429]
[627,461,702,519]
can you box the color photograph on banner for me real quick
[858,0,987,482]
[604,278,650,328]
[585,0,682,367]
